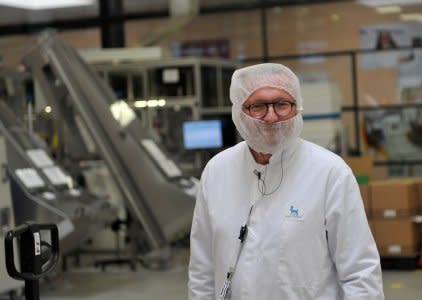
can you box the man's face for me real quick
[239,87,298,148]
[241,87,296,123]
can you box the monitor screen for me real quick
[183,120,223,150]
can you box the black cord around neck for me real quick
[257,152,284,196]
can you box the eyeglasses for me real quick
[243,100,296,119]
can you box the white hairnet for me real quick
[229,63,303,155]
[229,63,303,110]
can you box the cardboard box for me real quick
[359,184,371,217]
[370,179,420,217]
[344,156,374,182]
[416,179,422,209]
[372,165,388,180]
[372,218,420,256]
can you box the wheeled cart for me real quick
[4,222,59,300]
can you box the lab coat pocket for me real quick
[278,220,321,289]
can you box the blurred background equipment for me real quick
[92,56,239,174]
[21,30,198,264]
[0,100,116,256]
[0,134,24,298]
[5,222,59,300]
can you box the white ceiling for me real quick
[0,0,172,25]
[357,0,422,6]
[0,0,95,10]
[1,1,349,26]
[0,0,420,26]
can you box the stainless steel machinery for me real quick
[0,134,24,296]
[22,31,197,254]
[0,100,116,256]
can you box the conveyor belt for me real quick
[22,31,195,252]
[0,101,115,255]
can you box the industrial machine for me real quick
[0,134,24,297]
[22,31,197,256]
[0,100,115,256]
[5,222,59,300]
[92,55,239,174]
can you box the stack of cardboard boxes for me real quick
[345,157,422,259]
[371,179,422,256]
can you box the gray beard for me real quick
[233,111,303,154]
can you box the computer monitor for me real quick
[182,120,223,150]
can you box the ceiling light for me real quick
[147,100,158,107]
[357,0,422,7]
[157,99,166,107]
[375,5,402,14]
[0,0,94,10]
[134,100,147,108]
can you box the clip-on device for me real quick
[4,222,59,300]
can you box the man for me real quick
[188,63,384,299]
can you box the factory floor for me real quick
[36,248,422,300]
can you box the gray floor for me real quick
[39,250,422,300]
[383,270,422,300]
[41,264,188,300]
[40,248,190,300]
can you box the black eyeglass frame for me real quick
[242,100,297,119]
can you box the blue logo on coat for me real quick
[285,205,304,220]
[289,205,299,217]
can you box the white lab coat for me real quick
[188,139,384,300]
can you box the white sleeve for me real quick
[325,170,385,300]
[188,168,215,300]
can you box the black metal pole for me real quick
[350,52,361,155]
[99,0,125,48]
[20,229,42,300]
[260,0,269,63]
[25,280,40,300]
